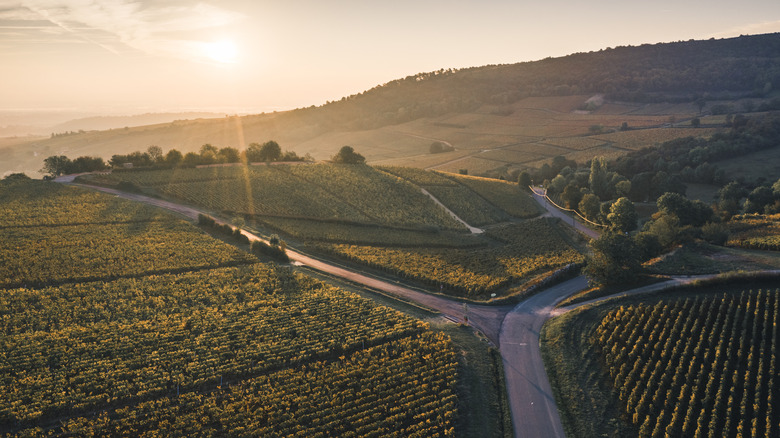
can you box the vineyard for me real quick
[543,285,780,438]
[312,219,583,297]
[595,289,780,437]
[0,180,463,436]
[593,127,720,151]
[81,164,466,230]
[257,216,480,248]
[726,214,780,251]
[0,181,170,227]
[447,173,541,218]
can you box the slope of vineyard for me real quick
[726,214,780,250]
[543,284,780,437]
[313,219,583,297]
[0,180,462,437]
[380,166,541,225]
[81,164,466,230]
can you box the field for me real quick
[542,283,780,437]
[727,214,780,251]
[79,164,574,300]
[84,164,465,230]
[313,219,584,298]
[715,146,780,183]
[0,180,466,437]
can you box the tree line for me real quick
[40,141,310,177]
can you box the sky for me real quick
[2,0,780,116]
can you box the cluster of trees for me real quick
[41,141,311,177]
[612,114,780,191]
[429,141,454,154]
[330,146,365,164]
[41,155,108,177]
[531,114,780,286]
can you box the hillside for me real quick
[78,164,581,299]
[0,179,474,436]
[5,33,780,178]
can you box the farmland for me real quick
[314,219,584,297]
[542,283,780,437]
[727,214,780,251]
[79,164,578,299]
[0,180,466,437]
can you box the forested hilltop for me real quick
[280,32,780,130]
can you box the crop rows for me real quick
[281,164,462,228]
[0,182,170,227]
[593,127,719,151]
[47,333,457,438]
[378,166,459,186]
[0,220,256,287]
[314,219,583,296]
[448,174,541,218]
[0,265,428,428]
[726,214,780,251]
[423,185,511,225]
[89,164,465,230]
[540,137,606,151]
[594,289,780,437]
[2,181,461,436]
[258,216,480,248]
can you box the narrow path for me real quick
[420,188,484,234]
[530,187,601,240]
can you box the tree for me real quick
[579,194,601,221]
[199,144,218,164]
[607,197,638,233]
[218,147,241,163]
[332,146,365,164]
[744,186,774,214]
[40,155,71,177]
[584,232,642,286]
[429,141,452,154]
[165,149,183,167]
[182,152,201,167]
[517,171,532,191]
[561,184,583,209]
[589,156,609,200]
[718,181,747,218]
[691,117,701,128]
[147,145,163,163]
[69,156,107,173]
[257,141,282,162]
[3,173,30,182]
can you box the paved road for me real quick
[58,180,512,344]
[59,177,598,437]
[499,275,589,438]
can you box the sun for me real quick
[205,39,238,64]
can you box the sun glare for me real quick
[205,40,238,64]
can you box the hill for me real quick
[4,33,780,178]
[0,179,470,436]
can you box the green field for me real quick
[79,164,576,300]
[0,180,469,437]
[314,219,583,298]
[542,283,780,438]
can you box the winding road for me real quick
[58,175,598,438]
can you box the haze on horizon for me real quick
[2,0,780,118]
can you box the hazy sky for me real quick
[2,0,780,115]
